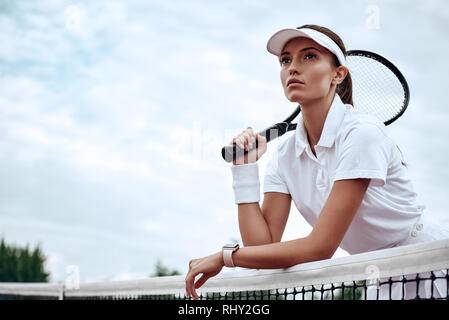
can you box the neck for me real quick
[300,91,336,149]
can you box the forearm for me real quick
[238,203,272,246]
[231,163,271,246]
[231,237,327,269]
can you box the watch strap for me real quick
[222,244,239,268]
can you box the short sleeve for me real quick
[333,124,393,187]
[263,148,290,194]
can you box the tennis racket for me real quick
[221,50,410,162]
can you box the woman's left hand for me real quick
[185,251,224,300]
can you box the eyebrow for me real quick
[280,47,321,57]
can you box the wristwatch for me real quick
[222,243,240,268]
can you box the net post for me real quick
[58,286,64,300]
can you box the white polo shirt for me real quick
[263,93,425,254]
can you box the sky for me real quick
[1,0,448,284]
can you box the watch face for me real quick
[224,243,239,249]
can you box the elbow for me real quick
[307,237,335,262]
[306,247,332,264]
[317,244,336,261]
[305,231,339,261]
[320,249,334,260]
[287,237,333,267]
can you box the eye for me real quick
[304,53,316,60]
[280,57,291,65]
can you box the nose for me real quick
[288,58,301,75]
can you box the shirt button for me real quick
[411,230,418,237]
[416,224,423,231]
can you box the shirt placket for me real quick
[317,148,332,196]
[306,146,329,196]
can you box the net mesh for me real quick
[61,272,449,301]
[1,239,448,300]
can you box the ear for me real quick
[332,66,349,85]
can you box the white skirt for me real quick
[366,214,449,300]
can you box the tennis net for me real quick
[1,239,448,300]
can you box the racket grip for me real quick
[221,123,291,162]
[221,140,259,163]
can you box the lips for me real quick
[287,78,305,87]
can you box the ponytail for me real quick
[336,71,353,105]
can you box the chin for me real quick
[287,93,306,104]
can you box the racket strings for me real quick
[347,55,406,124]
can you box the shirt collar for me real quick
[295,94,347,158]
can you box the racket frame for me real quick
[221,50,410,162]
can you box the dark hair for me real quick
[298,24,353,106]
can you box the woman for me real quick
[185,24,449,300]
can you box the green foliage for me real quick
[323,281,366,300]
[150,259,181,277]
[0,238,50,282]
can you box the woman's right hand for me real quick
[229,127,267,165]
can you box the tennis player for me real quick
[185,24,449,300]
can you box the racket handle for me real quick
[221,141,259,163]
[221,123,293,162]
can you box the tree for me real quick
[0,238,50,282]
[150,259,181,277]
[323,281,365,300]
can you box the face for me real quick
[279,37,346,104]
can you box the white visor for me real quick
[266,27,346,66]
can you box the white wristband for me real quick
[230,163,260,204]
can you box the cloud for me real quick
[1,0,448,283]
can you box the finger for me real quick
[248,131,259,148]
[241,131,251,143]
[192,286,199,300]
[244,134,254,150]
[247,127,255,141]
[190,273,200,300]
[185,270,196,299]
[230,136,241,146]
[188,271,201,300]
[249,134,256,145]
[256,133,266,144]
[185,273,191,298]
[235,136,245,149]
[194,274,209,290]
[240,132,253,150]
